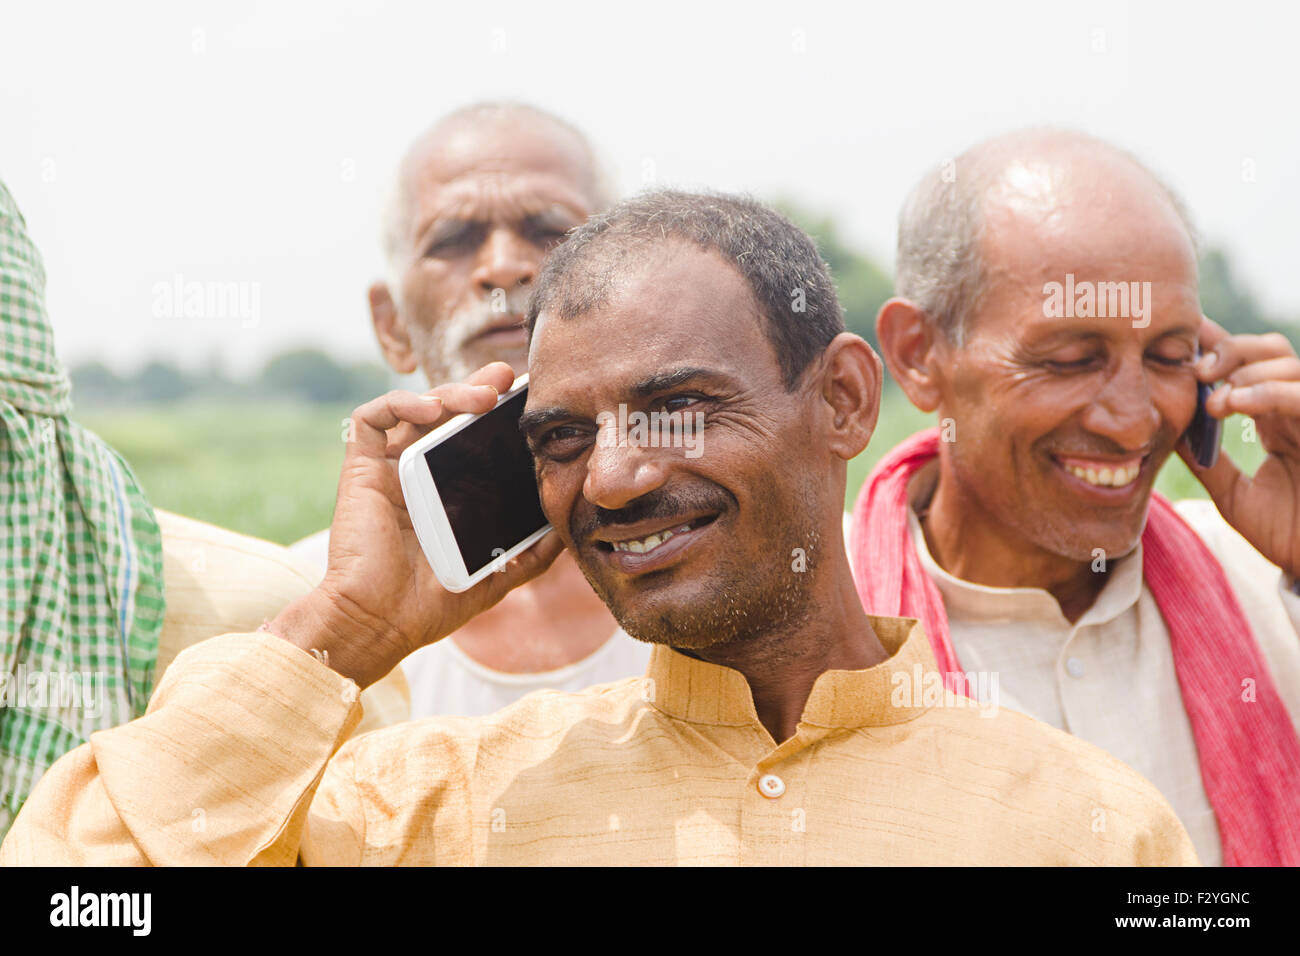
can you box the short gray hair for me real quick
[526,189,845,390]
[894,127,1200,344]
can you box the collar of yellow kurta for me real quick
[644,615,937,730]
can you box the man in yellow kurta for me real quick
[1,191,1196,866]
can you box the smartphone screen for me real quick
[422,388,549,576]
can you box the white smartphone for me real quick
[398,374,551,593]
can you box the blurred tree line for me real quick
[71,205,1298,406]
[70,349,392,407]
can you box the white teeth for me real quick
[1066,463,1140,487]
[613,528,679,554]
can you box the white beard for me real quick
[407,289,532,385]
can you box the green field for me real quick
[79,402,355,546]
[78,390,1265,546]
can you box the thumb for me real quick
[471,530,567,608]
[1176,436,1246,514]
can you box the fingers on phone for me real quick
[1225,355,1300,389]
[1206,383,1234,418]
[422,382,505,415]
[347,391,449,458]
[465,362,518,392]
[1221,380,1300,419]
[1201,332,1298,381]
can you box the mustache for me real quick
[1042,426,1178,460]
[454,293,533,344]
[572,484,735,544]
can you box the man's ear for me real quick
[369,280,419,375]
[819,332,883,462]
[876,297,944,413]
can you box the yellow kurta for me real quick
[0,616,1196,866]
[0,509,409,840]
[152,510,409,734]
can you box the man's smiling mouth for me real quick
[591,513,721,574]
[598,514,718,553]
[1052,454,1149,492]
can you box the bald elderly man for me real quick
[850,128,1300,865]
[292,102,649,718]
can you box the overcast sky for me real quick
[2,0,1296,377]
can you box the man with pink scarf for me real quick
[850,128,1300,866]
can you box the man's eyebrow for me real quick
[1024,325,1106,344]
[519,368,730,434]
[629,366,727,397]
[1026,320,1203,345]
[1152,321,1202,340]
[421,217,482,247]
[415,198,582,247]
[518,407,574,434]
[524,205,584,231]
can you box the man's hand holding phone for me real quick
[270,362,563,689]
[1178,315,1300,581]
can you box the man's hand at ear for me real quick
[1180,316,1300,581]
[270,361,563,688]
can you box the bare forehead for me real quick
[405,118,594,201]
[528,244,774,397]
[979,154,1196,284]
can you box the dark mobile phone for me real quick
[422,386,548,577]
[1186,376,1223,469]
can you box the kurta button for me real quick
[1066,657,1085,678]
[758,773,786,798]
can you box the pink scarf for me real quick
[850,427,1300,866]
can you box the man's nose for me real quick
[583,432,670,512]
[1080,359,1163,450]
[472,226,538,296]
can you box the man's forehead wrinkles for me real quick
[418,161,586,199]
[1015,316,1201,347]
[412,179,586,240]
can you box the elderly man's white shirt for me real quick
[872,472,1300,867]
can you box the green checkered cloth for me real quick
[0,181,164,837]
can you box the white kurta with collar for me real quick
[892,484,1300,867]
